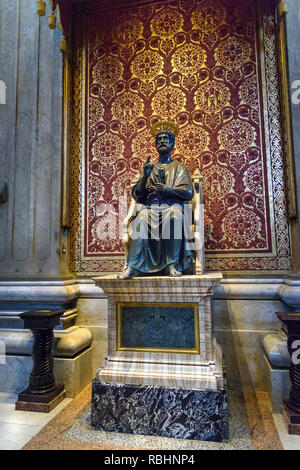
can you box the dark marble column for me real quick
[15,309,65,412]
[276,312,300,434]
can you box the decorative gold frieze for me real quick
[278,1,288,18]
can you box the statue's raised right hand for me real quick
[143,156,154,178]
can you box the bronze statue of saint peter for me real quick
[118,121,194,279]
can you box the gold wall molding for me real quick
[278,1,288,17]
[61,39,72,229]
[276,0,297,220]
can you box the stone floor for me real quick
[0,384,299,450]
[273,413,300,450]
[0,392,71,450]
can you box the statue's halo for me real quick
[150,120,179,138]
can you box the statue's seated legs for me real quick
[120,204,191,279]
[118,263,183,280]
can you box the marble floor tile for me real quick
[0,393,18,405]
[0,422,42,450]
[0,395,72,427]
[273,413,300,450]
[0,389,297,450]
[0,392,72,449]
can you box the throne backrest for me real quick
[191,169,204,275]
[122,170,205,274]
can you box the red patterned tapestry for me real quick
[70,0,291,273]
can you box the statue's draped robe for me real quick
[126,160,194,274]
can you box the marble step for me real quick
[0,326,92,357]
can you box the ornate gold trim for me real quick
[276,1,297,219]
[117,302,200,355]
[61,38,72,229]
[278,0,288,17]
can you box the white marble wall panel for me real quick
[0,0,63,278]
[286,0,300,273]
[12,0,39,263]
[0,0,19,263]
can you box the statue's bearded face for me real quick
[155,131,175,153]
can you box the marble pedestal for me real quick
[92,274,228,442]
[282,401,300,435]
[276,312,300,435]
[0,348,93,398]
[15,309,66,413]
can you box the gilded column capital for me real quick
[278,0,288,18]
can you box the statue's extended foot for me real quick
[117,267,140,279]
[166,264,182,277]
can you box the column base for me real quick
[15,384,65,413]
[263,354,291,412]
[91,378,229,442]
[282,401,300,435]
